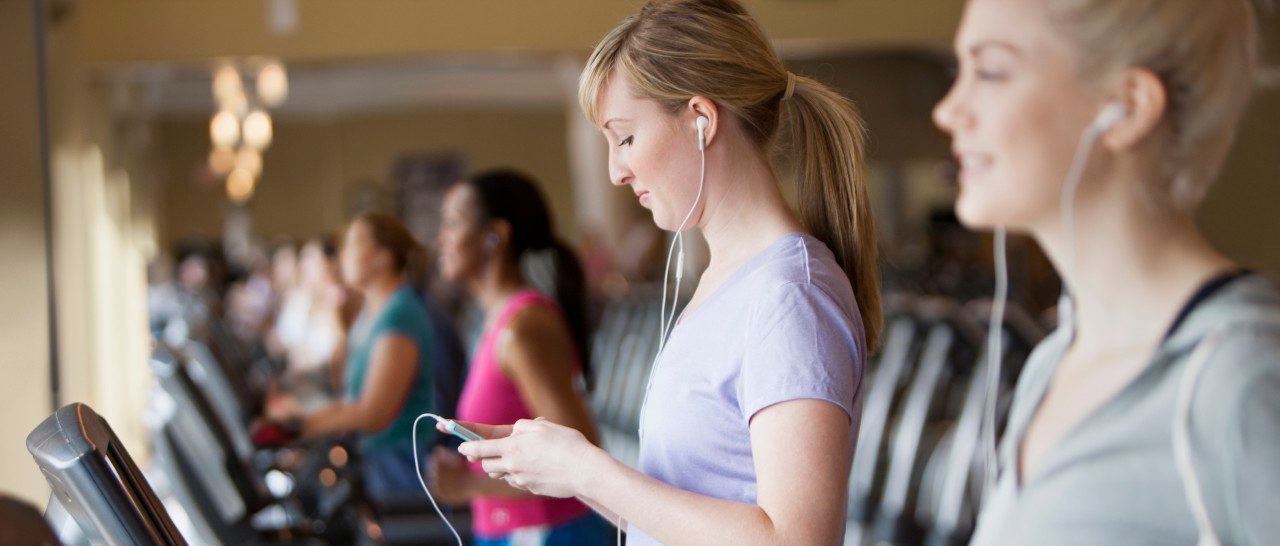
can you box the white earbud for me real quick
[1090,102,1129,134]
[696,116,709,150]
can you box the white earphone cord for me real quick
[1061,124,1108,279]
[412,414,466,546]
[981,110,1108,499]
[981,227,1007,500]
[657,125,707,353]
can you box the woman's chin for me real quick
[955,197,1000,231]
[438,264,463,284]
[649,211,677,232]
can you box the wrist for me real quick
[574,444,616,500]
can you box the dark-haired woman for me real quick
[266,212,437,502]
[427,170,610,545]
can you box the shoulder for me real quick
[747,234,846,285]
[375,287,431,339]
[1191,322,1280,423]
[1184,274,1280,414]
[744,234,857,318]
[384,287,429,321]
[497,297,575,374]
[505,299,567,342]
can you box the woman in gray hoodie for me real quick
[933,0,1279,543]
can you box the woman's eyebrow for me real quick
[968,39,1024,58]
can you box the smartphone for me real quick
[442,420,485,442]
[427,414,485,442]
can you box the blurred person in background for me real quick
[270,240,309,360]
[150,245,220,343]
[285,238,350,378]
[264,213,438,503]
[428,169,610,545]
[262,237,361,410]
[225,243,278,344]
[147,251,180,334]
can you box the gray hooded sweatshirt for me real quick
[970,273,1280,545]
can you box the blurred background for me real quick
[1,1,1277,545]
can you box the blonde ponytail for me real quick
[784,75,882,350]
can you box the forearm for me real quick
[577,497,621,528]
[301,402,377,438]
[578,451,790,546]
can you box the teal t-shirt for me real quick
[345,284,436,452]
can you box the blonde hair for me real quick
[579,0,883,349]
[1046,0,1259,212]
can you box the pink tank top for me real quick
[455,290,591,537]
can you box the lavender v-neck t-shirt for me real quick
[628,233,866,545]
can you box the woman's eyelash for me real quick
[619,136,634,147]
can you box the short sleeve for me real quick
[738,282,863,424]
[376,294,431,355]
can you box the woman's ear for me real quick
[687,96,720,149]
[488,220,514,254]
[1101,67,1168,152]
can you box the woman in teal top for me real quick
[344,283,433,453]
[269,212,436,501]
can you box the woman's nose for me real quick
[608,154,631,186]
[933,83,969,135]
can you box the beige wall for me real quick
[38,1,157,486]
[76,0,964,63]
[156,107,576,248]
[152,74,1280,279]
[0,0,156,506]
[0,0,54,505]
[1198,8,1279,274]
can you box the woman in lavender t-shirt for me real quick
[446,1,882,544]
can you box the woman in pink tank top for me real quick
[429,170,611,545]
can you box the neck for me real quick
[362,274,404,313]
[1031,179,1232,353]
[697,136,804,271]
[469,257,527,313]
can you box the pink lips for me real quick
[636,190,651,205]
[951,148,992,185]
